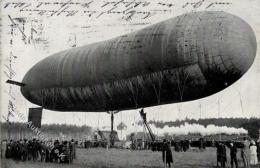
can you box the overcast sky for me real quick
[1,0,260,132]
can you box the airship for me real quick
[20,11,257,112]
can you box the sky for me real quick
[1,0,260,134]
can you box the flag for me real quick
[28,107,43,128]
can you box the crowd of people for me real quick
[160,138,260,168]
[2,138,76,163]
[1,137,260,168]
[216,138,260,168]
[172,139,191,152]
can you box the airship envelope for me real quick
[21,11,257,112]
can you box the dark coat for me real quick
[221,145,227,162]
[230,145,237,157]
[5,143,12,159]
[162,143,173,163]
[216,143,222,162]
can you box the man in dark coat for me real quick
[20,140,28,161]
[27,140,33,160]
[199,137,205,150]
[12,141,20,160]
[32,139,38,161]
[45,145,51,162]
[5,140,13,159]
[71,139,76,159]
[256,139,260,162]
[220,143,227,168]
[162,139,173,168]
[229,142,238,168]
[216,142,222,167]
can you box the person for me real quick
[256,139,260,163]
[184,139,190,152]
[40,141,47,162]
[71,139,76,159]
[229,143,238,168]
[5,140,13,159]
[52,140,60,163]
[20,139,28,161]
[60,141,69,163]
[162,139,173,168]
[27,140,33,160]
[180,140,184,152]
[45,143,52,162]
[249,141,258,166]
[12,141,20,160]
[36,140,42,161]
[69,141,73,163]
[1,140,7,159]
[241,137,250,168]
[216,142,222,167]
[199,137,205,150]
[174,141,180,152]
[220,143,227,168]
[32,139,38,161]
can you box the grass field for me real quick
[1,147,259,168]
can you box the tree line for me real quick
[1,122,93,139]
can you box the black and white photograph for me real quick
[0,0,260,167]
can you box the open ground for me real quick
[1,147,259,168]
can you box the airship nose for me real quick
[223,17,257,74]
[197,12,257,86]
[20,57,60,105]
[21,67,37,104]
